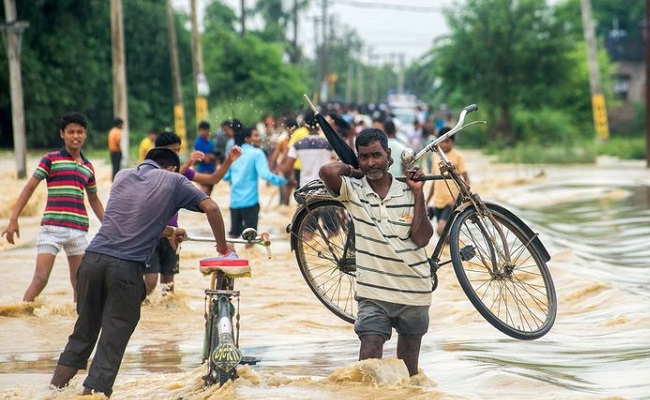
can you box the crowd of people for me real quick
[1,101,469,397]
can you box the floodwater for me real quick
[1,152,649,400]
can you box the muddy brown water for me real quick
[1,152,649,400]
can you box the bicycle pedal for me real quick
[240,355,260,365]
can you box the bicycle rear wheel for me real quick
[449,204,556,340]
[291,200,357,324]
[204,273,239,387]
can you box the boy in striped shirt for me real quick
[2,112,104,302]
[319,128,433,377]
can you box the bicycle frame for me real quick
[186,229,271,386]
[406,105,551,276]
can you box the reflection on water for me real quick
[518,184,650,296]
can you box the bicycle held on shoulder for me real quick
[286,104,557,340]
[186,228,272,387]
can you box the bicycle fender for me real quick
[484,202,551,263]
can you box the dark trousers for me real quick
[229,203,260,237]
[110,151,121,181]
[57,252,145,396]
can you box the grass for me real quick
[488,135,646,164]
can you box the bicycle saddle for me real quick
[200,257,251,278]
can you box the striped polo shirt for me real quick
[33,148,98,232]
[334,176,432,306]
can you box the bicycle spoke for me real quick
[450,206,556,339]
[294,201,357,323]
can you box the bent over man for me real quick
[50,147,233,397]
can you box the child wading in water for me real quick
[2,112,104,302]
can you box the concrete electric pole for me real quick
[111,0,130,166]
[1,0,29,178]
[580,0,610,142]
[645,0,650,168]
[190,0,209,126]
[166,0,187,155]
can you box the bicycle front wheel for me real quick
[291,200,357,324]
[449,204,557,340]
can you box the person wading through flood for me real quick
[319,128,433,376]
[50,147,234,397]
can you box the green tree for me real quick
[0,0,112,148]
[202,26,308,118]
[0,0,194,148]
[123,1,193,134]
[591,0,644,39]
[251,0,311,64]
[253,0,289,43]
[203,0,238,33]
[433,0,580,144]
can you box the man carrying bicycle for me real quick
[319,128,433,377]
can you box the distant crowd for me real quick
[165,101,458,182]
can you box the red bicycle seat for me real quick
[199,257,251,278]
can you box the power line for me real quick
[331,0,444,13]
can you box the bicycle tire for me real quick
[291,200,357,324]
[449,204,557,340]
[205,273,239,387]
[217,370,230,387]
[203,308,220,385]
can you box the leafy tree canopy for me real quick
[408,0,609,145]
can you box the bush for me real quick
[457,124,488,148]
[209,99,269,128]
[496,141,597,164]
[597,136,645,160]
[511,107,584,144]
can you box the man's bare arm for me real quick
[319,162,362,196]
[87,192,105,222]
[405,169,434,248]
[198,198,230,254]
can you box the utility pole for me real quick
[645,0,650,168]
[312,15,321,101]
[397,53,405,94]
[190,0,209,125]
[290,0,299,63]
[111,0,129,166]
[345,61,354,104]
[239,0,246,37]
[369,47,377,103]
[319,0,329,103]
[356,46,364,104]
[580,0,610,142]
[1,0,28,178]
[166,0,187,155]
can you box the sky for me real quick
[173,0,453,65]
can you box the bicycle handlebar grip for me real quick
[260,232,271,247]
[464,104,478,113]
[395,175,442,182]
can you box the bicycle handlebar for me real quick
[394,175,450,182]
[186,229,272,258]
[402,104,484,168]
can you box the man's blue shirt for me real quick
[224,144,287,208]
[194,136,216,173]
